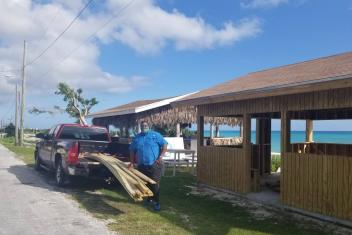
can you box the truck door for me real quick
[41,125,59,165]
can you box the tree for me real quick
[5,123,15,137]
[55,83,98,125]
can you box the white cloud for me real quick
[103,0,262,54]
[241,0,288,9]
[0,0,262,108]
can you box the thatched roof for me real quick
[90,93,241,129]
[173,51,352,106]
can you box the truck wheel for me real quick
[34,151,42,171]
[55,159,67,186]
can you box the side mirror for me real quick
[36,133,49,139]
[35,133,45,139]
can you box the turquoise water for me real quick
[203,131,352,152]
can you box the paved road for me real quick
[0,144,112,235]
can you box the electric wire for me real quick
[26,0,94,67]
[33,0,135,80]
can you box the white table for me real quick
[162,149,196,176]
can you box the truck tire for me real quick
[55,158,67,186]
[34,151,42,171]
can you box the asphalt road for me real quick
[0,144,112,235]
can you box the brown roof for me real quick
[89,99,163,117]
[174,51,352,106]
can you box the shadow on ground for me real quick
[7,164,331,235]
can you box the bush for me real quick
[271,155,281,172]
[4,123,15,137]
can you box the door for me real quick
[41,125,59,165]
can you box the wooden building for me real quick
[172,52,352,221]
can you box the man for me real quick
[129,121,168,211]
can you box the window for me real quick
[287,109,352,156]
[201,115,243,148]
[58,126,110,141]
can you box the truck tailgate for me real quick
[78,140,109,153]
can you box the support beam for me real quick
[209,124,214,138]
[281,111,291,153]
[176,123,181,137]
[240,122,243,137]
[242,113,251,193]
[215,125,220,137]
[306,119,313,142]
[198,116,204,147]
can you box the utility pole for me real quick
[15,84,19,145]
[19,40,26,146]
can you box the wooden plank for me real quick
[337,156,344,219]
[303,154,309,210]
[316,154,323,214]
[349,157,352,220]
[322,154,328,216]
[295,153,300,207]
[280,153,285,202]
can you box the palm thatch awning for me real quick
[88,93,241,129]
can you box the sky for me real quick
[0,0,352,131]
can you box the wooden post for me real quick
[306,119,313,142]
[176,123,181,137]
[243,113,251,193]
[256,119,260,145]
[210,124,214,139]
[15,85,19,146]
[19,40,26,146]
[198,116,204,146]
[240,122,244,137]
[215,125,220,137]
[281,111,290,154]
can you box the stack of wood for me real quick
[84,153,156,202]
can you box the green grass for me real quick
[67,173,331,235]
[0,138,331,235]
[0,137,35,166]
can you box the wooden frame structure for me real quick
[173,52,352,221]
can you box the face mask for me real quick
[141,126,149,133]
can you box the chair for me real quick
[161,137,196,176]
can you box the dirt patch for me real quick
[186,185,352,235]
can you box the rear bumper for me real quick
[65,160,102,177]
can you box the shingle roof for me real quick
[88,99,162,117]
[173,51,352,106]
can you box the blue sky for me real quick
[0,0,352,131]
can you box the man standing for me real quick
[129,121,168,211]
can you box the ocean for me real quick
[203,131,352,153]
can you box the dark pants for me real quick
[138,163,161,203]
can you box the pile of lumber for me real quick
[85,153,156,202]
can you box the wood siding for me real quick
[197,146,250,193]
[197,87,352,220]
[281,152,352,220]
[197,87,352,117]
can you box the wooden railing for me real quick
[281,152,352,220]
[197,146,250,193]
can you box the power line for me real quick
[34,0,135,80]
[26,0,94,67]
[31,6,61,45]
[0,68,21,73]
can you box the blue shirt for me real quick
[129,131,168,166]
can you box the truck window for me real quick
[58,126,109,141]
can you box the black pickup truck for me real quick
[35,124,111,186]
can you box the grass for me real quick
[0,137,332,235]
[0,137,35,166]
